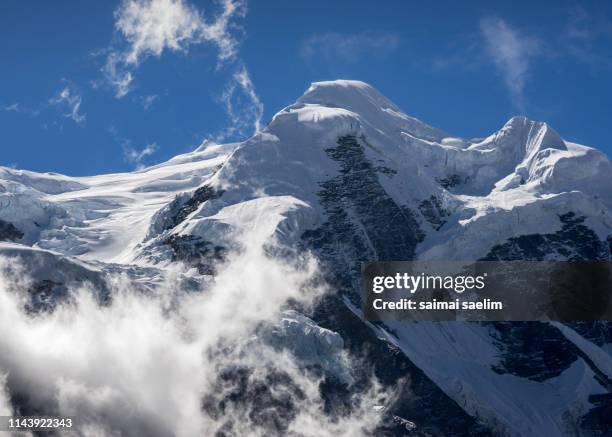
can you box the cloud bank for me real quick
[0,238,387,436]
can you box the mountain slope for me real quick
[1,80,611,436]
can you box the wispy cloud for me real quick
[138,94,159,111]
[2,103,20,112]
[49,85,87,125]
[101,0,262,141]
[479,17,541,109]
[215,65,263,141]
[124,142,158,169]
[565,6,612,71]
[116,0,207,65]
[2,82,87,129]
[300,31,399,64]
[104,0,246,98]
[102,52,134,99]
[3,84,85,126]
[109,124,158,169]
[1,102,41,117]
[199,0,247,64]
[441,11,610,110]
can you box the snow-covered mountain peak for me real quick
[476,115,567,156]
[277,79,448,143]
[297,80,399,112]
[271,80,575,175]
[1,80,611,265]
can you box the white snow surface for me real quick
[374,321,607,436]
[1,143,232,263]
[255,310,352,383]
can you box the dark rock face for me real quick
[170,185,223,230]
[567,321,612,348]
[148,185,224,240]
[436,174,464,190]
[166,185,223,232]
[156,184,226,273]
[374,164,398,177]
[418,195,449,231]
[0,219,23,241]
[489,322,581,382]
[202,366,305,436]
[312,295,493,437]
[482,212,612,433]
[23,277,111,313]
[27,279,65,313]
[165,234,225,275]
[302,136,491,436]
[483,212,611,262]
[302,136,612,435]
[302,135,423,302]
[580,393,612,435]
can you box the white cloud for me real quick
[215,65,263,141]
[199,0,247,64]
[123,142,158,169]
[0,237,388,435]
[49,85,86,125]
[300,31,399,64]
[116,0,206,65]
[141,94,159,110]
[2,102,42,118]
[2,103,20,112]
[434,12,611,109]
[104,0,246,98]
[109,124,159,169]
[480,17,541,109]
[101,0,263,142]
[3,84,88,129]
[102,52,134,98]
[234,66,262,133]
[0,373,14,417]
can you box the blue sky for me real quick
[1,0,611,175]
